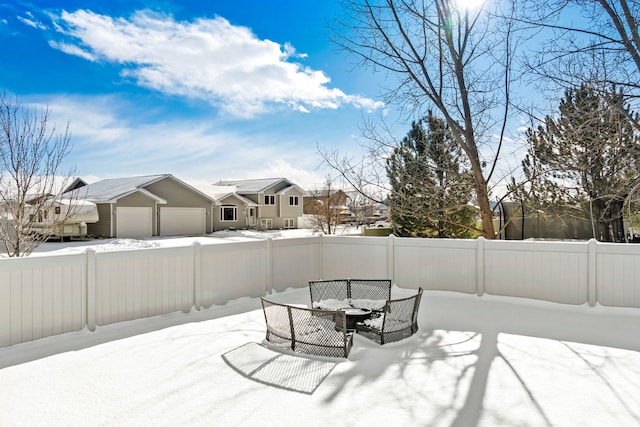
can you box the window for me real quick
[289,196,299,206]
[264,195,275,205]
[284,218,295,229]
[220,205,237,222]
[261,218,273,229]
[55,206,61,215]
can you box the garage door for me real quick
[160,207,206,236]
[116,207,153,238]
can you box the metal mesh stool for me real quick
[261,298,353,358]
[355,288,423,345]
[309,279,392,304]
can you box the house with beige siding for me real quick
[65,174,216,238]
[211,191,259,230]
[215,178,304,229]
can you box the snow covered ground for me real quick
[3,228,640,425]
[29,226,359,256]
[2,285,640,426]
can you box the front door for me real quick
[247,207,256,227]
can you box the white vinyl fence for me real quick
[2,235,640,347]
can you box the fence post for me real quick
[193,242,201,310]
[476,237,485,296]
[86,249,96,331]
[319,234,325,279]
[388,234,395,283]
[267,237,273,294]
[588,238,597,306]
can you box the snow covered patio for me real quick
[2,286,640,427]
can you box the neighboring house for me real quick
[26,197,99,240]
[304,189,388,224]
[65,174,216,238]
[303,188,353,226]
[215,178,304,229]
[303,189,348,215]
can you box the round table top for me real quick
[342,307,372,316]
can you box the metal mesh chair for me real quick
[355,288,423,345]
[349,279,392,301]
[309,279,350,304]
[309,279,391,304]
[261,298,353,358]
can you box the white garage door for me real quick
[116,207,153,238]
[160,207,206,236]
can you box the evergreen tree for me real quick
[522,84,640,242]
[386,112,476,238]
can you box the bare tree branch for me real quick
[0,92,78,256]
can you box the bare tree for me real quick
[324,0,522,238]
[344,189,379,225]
[0,92,77,257]
[304,177,345,234]
[523,0,640,119]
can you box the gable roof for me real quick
[275,185,304,195]
[66,174,168,203]
[215,178,293,193]
[215,192,259,206]
[67,174,215,204]
[303,188,346,197]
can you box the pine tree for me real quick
[523,84,640,242]
[386,112,476,238]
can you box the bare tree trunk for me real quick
[325,0,521,238]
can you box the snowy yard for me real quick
[2,285,640,426]
[28,227,355,256]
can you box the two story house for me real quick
[215,178,304,230]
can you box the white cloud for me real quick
[48,41,96,61]
[32,95,330,188]
[49,10,383,117]
[17,15,47,30]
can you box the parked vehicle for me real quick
[371,220,391,228]
[27,198,99,240]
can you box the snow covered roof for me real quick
[215,192,259,206]
[67,174,170,203]
[275,184,303,195]
[303,188,346,197]
[215,178,293,193]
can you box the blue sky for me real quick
[0,1,387,189]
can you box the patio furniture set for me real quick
[260,279,423,358]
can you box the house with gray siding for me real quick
[65,174,216,238]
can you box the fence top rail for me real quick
[483,237,599,250]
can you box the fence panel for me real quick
[0,254,86,347]
[271,237,322,292]
[6,235,640,348]
[94,246,195,326]
[321,236,389,280]
[393,237,478,293]
[484,240,589,304]
[596,243,640,308]
[199,240,268,307]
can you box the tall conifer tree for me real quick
[523,84,640,241]
[386,112,475,238]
